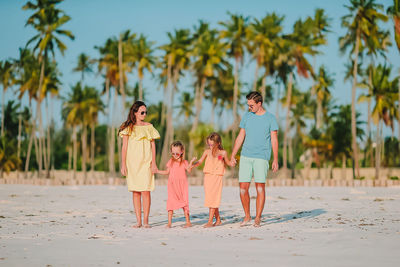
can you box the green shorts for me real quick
[238,156,269,183]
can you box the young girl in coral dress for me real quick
[192,132,234,227]
[119,101,160,228]
[157,141,196,228]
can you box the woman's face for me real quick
[171,146,183,159]
[135,105,147,121]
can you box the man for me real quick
[231,91,279,227]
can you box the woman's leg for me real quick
[142,191,151,228]
[167,210,173,228]
[183,207,192,228]
[204,208,215,228]
[213,208,221,226]
[132,191,142,228]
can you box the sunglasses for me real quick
[171,152,182,156]
[140,111,147,115]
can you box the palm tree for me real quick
[23,0,74,177]
[219,13,249,134]
[387,0,400,152]
[358,64,398,179]
[247,13,284,93]
[189,22,230,157]
[132,34,156,101]
[280,18,316,171]
[159,29,192,166]
[176,92,194,125]
[339,0,388,178]
[73,53,94,85]
[0,60,15,139]
[314,66,334,128]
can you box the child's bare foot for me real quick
[203,222,214,228]
[183,223,192,228]
[213,220,222,226]
[143,224,151,228]
[132,223,142,228]
[165,224,172,228]
[240,217,251,226]
[253,217,261,227]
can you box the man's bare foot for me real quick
[253,217,261,227]
[203,222,214,228]
[213,220,222,226]
[166,224,172,228]
[240,217,251,226]
[143,224,151,228]
[132,223,142,228]
[183,223,192,228]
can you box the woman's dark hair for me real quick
[119,101,146,133]
[246,91,263,104]
[207,132,223,157]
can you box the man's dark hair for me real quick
[246,91,263,104]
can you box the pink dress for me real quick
[166,159,189,212]
[203,150,225,208]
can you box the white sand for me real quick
[0,185,399,266]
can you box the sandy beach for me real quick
[1,184,399,266]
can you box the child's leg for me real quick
[204,208,215,228]
[213,208,222,226]
[183,207,192,228]
[167,210,173,228]
[142,191,151,228]
[132,191,142,228]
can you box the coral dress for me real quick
[119,124,160,192]
[166,159,189,212]
[203,150,225,208]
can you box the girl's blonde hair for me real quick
[207,132,223,157]
[171,141,185,164]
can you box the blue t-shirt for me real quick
[239,111,279,161]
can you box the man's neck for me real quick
[255,107,266,115]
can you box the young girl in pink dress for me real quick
[157,141,196,228]
[192,132,234,228]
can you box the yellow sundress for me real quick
[119,124,160,192]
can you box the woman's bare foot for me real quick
[203,222,214,228]
[183,223,192,228]
[213,220,222,226]
[143,224,151,228]
[240,217,251,226]
[253,217,261,227]
[132,223,142,228]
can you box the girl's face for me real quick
[207,139,215,148]
[171,146,183,159]
[135,106,147,121]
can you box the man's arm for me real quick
[271,130,279,172]
[230,128,246,163]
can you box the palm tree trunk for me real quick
[316,100,323,129]
[45,97,52,178]
[118,37,126,114]
[189,77,206,158]
[1,89,5,138]
[342,154,347,180]
[24,117,35,178]
[375,121,381,180]
[252,61,260,91]
[68,144,72,171]
[90,122,95,172]
[232,57,240,135]
[73,126,78,179]
[81,124,87,181]
[261,74,267,101]
[275,82,280,118]
[351,30,361,178]
[36,99,43,177]
[139,77,143,101]
[17,112,22,178]
[283,72,293,171]
[161,57,173,167]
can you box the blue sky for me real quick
[1,0,399,138]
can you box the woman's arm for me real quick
[121,136,129,176]
[151,140,158,173]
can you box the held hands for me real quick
[151,163,158,174]
[230,155,237,167]
[189,157,197,168]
